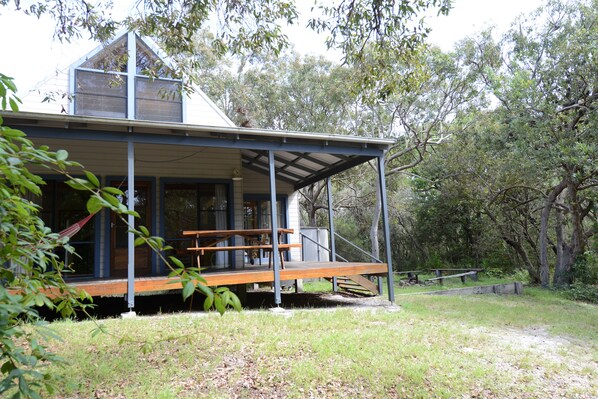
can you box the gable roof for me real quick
[19,31,236,128]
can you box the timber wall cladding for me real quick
[20,69,70,115]
[27,138,301,269]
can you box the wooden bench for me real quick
[426,271,478,285]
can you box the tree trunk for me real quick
[539,179,567,287]
[553,180,586,286]
[484,209,539,283]
[553,197,566,286]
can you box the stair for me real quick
[326,274,380,296]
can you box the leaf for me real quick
[134,237,145,247]
[102,186,123,195]
[100,192,121,208]
[1,128,26,138]
[214,295,225,315]
[84,170,100,188]
[230,292,243,311]
[203,294,214,311]
[182,281,195,300]
[168,256,184,269]
[65,178,94,191]
[8,97,19,112]
[86,196,103,214]
[56,149,68,162]
[139,225,150,236]
[195,283,212,298]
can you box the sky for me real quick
[1,0,544,97]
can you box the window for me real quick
[135,77,182,122]
[73,33,183,122]
[243,199,285,230]
[36,181,97,277]
[75,71,127,118]
[243,197,287,265]
[163,183,229,267]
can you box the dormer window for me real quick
[73,33,183,122]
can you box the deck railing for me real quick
[300,230,384,294]
[333,233,383,264]
[299,231,381,264]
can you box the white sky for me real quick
[1,0,544,97]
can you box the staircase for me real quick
[326,275,380,296]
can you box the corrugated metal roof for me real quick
[1,111,393,190]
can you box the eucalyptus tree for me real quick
[199,51,371,227]
[2,0,450,97]
[361,45,483,260]
[465,0,598,286]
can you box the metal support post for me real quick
[327,177,338,291]
[377,155,395,302]
[268,151,282,305]
[126,141,135,310]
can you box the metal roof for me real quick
[1,112,393,190]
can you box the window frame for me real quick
[37,175,101,279]
[70,33,184,122]
[159,178,234,272]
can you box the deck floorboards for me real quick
[70,262,388,297]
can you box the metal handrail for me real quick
[334,232,383,263]
[299,232,349,262]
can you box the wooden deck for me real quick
[69,261,388,297]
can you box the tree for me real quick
[466,0,598,286]
[2,0,450,97]
[362,45,483,260]
[406,0,597,285]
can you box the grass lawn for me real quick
[44,281,597,398]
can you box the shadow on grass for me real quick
[39,290,368,320]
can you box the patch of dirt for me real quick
[463,326,597,398]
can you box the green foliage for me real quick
[573,251,598,285]
[0,74,240,397]
[402,0,597,284]
[509,269,531,285]
[562,283,598,304]
[0,74,93,397]
[3,0,451,99]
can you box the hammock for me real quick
[58,213,96,240]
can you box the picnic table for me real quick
[182,228,301,269]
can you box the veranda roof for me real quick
[2,112,394,190]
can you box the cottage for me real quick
[2,32,395,310]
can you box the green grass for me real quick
[39,282,598,398]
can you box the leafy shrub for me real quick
[509,268,531,285]
[485,268,506,279]
[423,253,443,270]
[562,282,598,304]
[573,251,598,285]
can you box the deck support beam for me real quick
[126,140,135,310]
[326,177,338,291]
[268,151,282,305]
[377,155,395,303]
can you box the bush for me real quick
[509,268,531,285]
[562,282,598,304]
[573,251,598,285]
[485,267,507,279]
